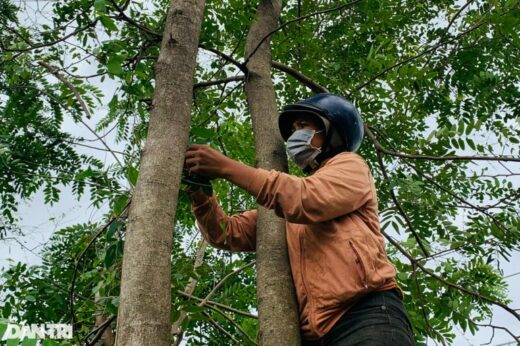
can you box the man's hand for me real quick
[185,144,258,193]
[185,144,232,178]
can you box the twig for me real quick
[107,0,161,37]
[2,21,97,53]
[177,291,257,319]
[85,315,117,346]
[202,311,241,345]
[412,265,447,346]
[475,322,520,344]
[38,61,93,119]
[374,146,430,257]
[422,0,476,67]
[172,240,208,346]
[352,16,488,93]
[365,126,520,163]
[208,305,258,345]
[194,76,244,89]
[200,261,256,307]
[382,230,520,322]
[38,61,124,167]
[244,0,363,65]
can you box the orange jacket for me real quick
[191,152,398,340]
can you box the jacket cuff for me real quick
[192,194,215,215]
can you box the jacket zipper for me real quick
[349,240,368,288]
[300,231,318,337]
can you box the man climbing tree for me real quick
[185,93,415,345]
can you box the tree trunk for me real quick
[244,1,301,345]
[115,1,205,345]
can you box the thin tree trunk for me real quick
[172,240,208,345]
[115,1,205,345]
[244,1,301,345]
[95,292,115,346]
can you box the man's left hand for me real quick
[185,144,231,179]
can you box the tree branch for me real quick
[199,46,329,94]
[352,16,489,93]
[244,0,363,65]
[176,290,258,319]
[475,322,520,344]
[207,305,258,345]
[38,61,124,167]
[194,76,244,89]
[374,145,430,257]
[200,261,256,307]
[85,315,117,346]
[272,61,329,93]
[107,0,161,37]
[69,202,130,333]
[172,240,208,346]
[199,44,247,72]
[383,230,520,322]
[2,21,97,53]
[423,0,476,67]
[38,61,93,119]
[365,126,520,163]
[202,311,241,345]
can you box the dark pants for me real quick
[302,289,415,346]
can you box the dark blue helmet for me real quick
[279,93,364,153]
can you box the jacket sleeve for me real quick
[192,195,257,252]
[246,153,373,224]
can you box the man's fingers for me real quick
[187,144,207,151]
[185,157,198,168]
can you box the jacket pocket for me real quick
[348,240,368,289]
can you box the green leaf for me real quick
[21,338,37,346]
[171,309,180,323]
[94,0,106,12]
[75,167,93,180]
[112,195,128,215]
[3,303,12,317]
[105,244,117,268]
[6,339,20,346]
[107,56,124,76]
[184,305,204,313]
[127,166,139,187]
[42,341,60,346]
[107,220,123,239]
[25,295,36,302]
[191,127,214,140]
[0,323,7,340]
[100,16,118,32]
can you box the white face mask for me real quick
[286,129,323,170]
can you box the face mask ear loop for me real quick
[311,130,323,151]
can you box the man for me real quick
[184,93,414,345]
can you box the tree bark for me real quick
[244,1,301,345]
[115,1,205,345]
